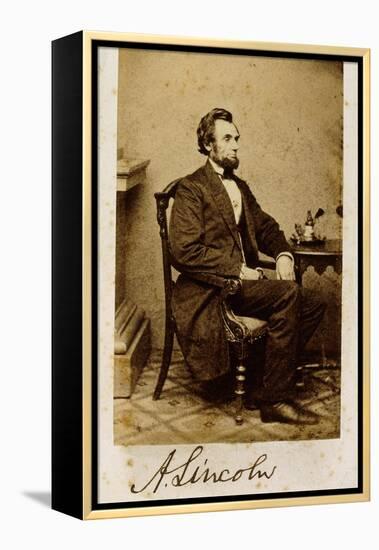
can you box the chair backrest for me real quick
[154,178,182,319]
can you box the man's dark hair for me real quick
[197,108,233,156]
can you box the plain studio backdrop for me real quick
[0,0,377,549]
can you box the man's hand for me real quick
[240,265,262,280]
[276,255,295,281]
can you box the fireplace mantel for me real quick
[117,158,150,192]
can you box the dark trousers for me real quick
[230,280,326,403]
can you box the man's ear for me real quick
[204,142,212,154]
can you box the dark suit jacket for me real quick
[169,160,292,381]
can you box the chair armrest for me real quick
[220,277,242,299]
[218,278,251,342]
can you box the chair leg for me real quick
[153,321,174,400]
[234,342,247,425]
[235,363,246,425]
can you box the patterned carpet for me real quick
[114,351,341,446]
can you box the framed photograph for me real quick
[52,31,370,519]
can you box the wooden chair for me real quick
[153,179,275,424]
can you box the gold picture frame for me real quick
[52,31,370,519]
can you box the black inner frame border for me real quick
[91,39,364,512]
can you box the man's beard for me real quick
[210,151,239,170]
[219,156,239,170]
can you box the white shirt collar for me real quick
[208,157,227,177]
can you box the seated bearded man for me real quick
[169,108,326,425]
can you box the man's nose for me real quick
[232,140,239,150]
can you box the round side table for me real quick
[291,239,342,284]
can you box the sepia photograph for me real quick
[92,36,366,509]
[113,51,343,446]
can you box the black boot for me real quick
[260,401,320,425]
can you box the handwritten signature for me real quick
[131,445,276,494]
